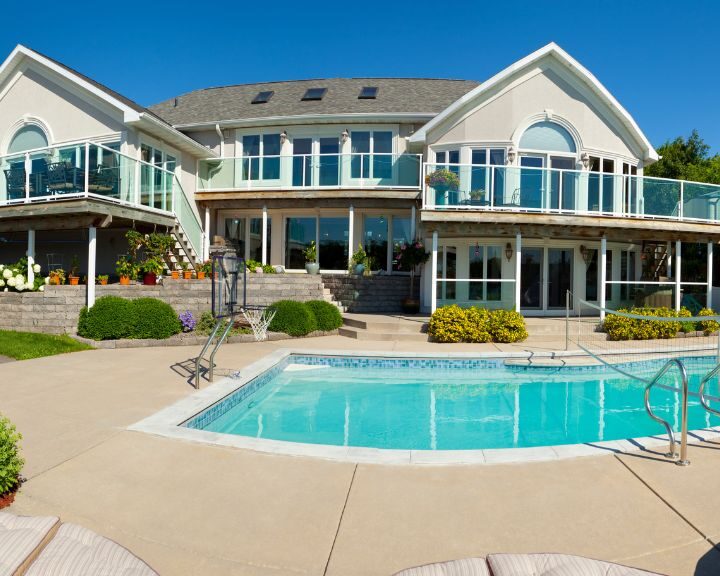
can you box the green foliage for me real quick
[244,260,277,274]
[131,298,182,339]
[200,260,214,275]
[0,414,23,495]
[304,300,343,332]
[425,169,460,190]
[140,257,164,275]
[697,308,720,335]
[78,296,181,340]
[603,307,696,340]
[195,311,251,337]
[268,300,317,336]
[350,244,368,267]
[115,256,136,278]
[0,331,91,360]
[428,305,528,344]
[645,130,720,184]
[303,241,317,263]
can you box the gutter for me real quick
[215,124,225,157]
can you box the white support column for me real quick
[204,206,211,261]
[27,229,35,286]
[600,237,607,321]
[431,230,438,313]
[675,239,682,311]
[666,240,672,278]
[708,242,714,310]
[261,205,268,265]
[347,205,354,270]
[515,232,522,312]
[410,204,416,239]
[87,227,97,308]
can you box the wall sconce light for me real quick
[505,242,513,261]
[581,152,590,169]
[280,130,288,145]
[507,146,516,164]
[579,245,593,266]
[341,129,349,143]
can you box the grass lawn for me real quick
[0,330,93,360]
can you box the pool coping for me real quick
[128,348,720,466]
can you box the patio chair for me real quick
[87,164,118,197]
[46,162,80,195]
[3,168,28,200]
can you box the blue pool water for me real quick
[185,355,720,450]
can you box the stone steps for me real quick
[339,313,428,341]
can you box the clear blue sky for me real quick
[1,0,717,151]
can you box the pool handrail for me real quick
[699,362,720,419]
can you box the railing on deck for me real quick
[0,141,204,259]
[197,153,422,192]
[422,162,720,224]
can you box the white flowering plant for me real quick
[0,258,49,293]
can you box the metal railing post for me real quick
[24,153,30,201]
[679,181,684,220]
[565,289,570,351]
[84,142,90,195]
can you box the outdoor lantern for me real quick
[280,130,288,144]
[581,152,590,169]
[341,129,349,143]
[580,245,593,266]
[507,146,516,163]
[505,242,513,261]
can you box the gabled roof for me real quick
[409,43,659,163]
[149,78,479,128]
[0,45,214,157]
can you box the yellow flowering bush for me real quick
[603,307,695,340]
[428,306,527,343]
[697,308,720,335]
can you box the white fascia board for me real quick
[174,112,436,131]
[410,42,658,162]
[132,113,218,158]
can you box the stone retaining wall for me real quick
[0,274,326,335]
[322,275,419,313]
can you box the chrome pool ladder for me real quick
[699,362,720,418]
[644,358,690,466]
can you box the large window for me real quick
[391,217,412,271]
[468,245,502,301]
[225,216,271,263]
[470,148,505,206]
[350,130,393,180]
[285,217,316,269]
[319,218,349,270]
[141,144,175,210]
[242,134,280,180]
[8,125,48,154]
[364,216,388,271]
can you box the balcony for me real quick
[0,141,203,257]
[197,153,422,192]
[422,163,720,224]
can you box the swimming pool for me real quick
[183,354,720,451]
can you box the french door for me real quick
[520,246,574,313]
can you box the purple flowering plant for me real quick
[179,310,196,332]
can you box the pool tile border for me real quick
[128,348,720,466]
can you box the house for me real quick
[0,42,716,315]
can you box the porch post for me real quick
[600,237,607,321]
[708,241,714,310]
[348,205,354,270]
[261,205,268,265]
[27,229,35,286]
[204,206,211,262]
[666,241,673,278]
[431,230,438,313]
[87,227,97,308]
[515,232,522,312]
[675,240,682,311]
[410,204,416,239]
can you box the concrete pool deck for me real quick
[3,335,720,575]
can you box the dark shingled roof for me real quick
[148,78,480,126]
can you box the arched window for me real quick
[8,125,48,154]
[519,121,576,153]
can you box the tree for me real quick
[645,130,720,184]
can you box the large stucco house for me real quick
[0,42,716,315]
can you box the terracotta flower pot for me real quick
[119,275,130,286]
[0,482,19,510]
[171,270,179,280]
[197,271,206,280]
[49,276,60,285]
[99,279,108,286]
[69,276,80,286]
[183,271,192,280]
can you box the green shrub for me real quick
[488,309,528,343]
[0,414,23,495]
[305,300,343,331]
[268,300,317,336]
[131,298,182,339]
[603,307,693,340]
[697,308,720,335]
[427,305,466,343]
[78,295,137,340]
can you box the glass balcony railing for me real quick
[197,153,422,192]
[423,163,720,224]
[0,141,203,258]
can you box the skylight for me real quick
[358,86,378,99]
[301,87,327,101]
[252,91,274,104]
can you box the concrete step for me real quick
[343,317,427,334]
[338,326,429,342]
[524,317,568,336]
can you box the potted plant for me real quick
[304,241,319,275]
[469,188,485,205]
[115,257,136,286]
[350,244,368,276]
[425,169,460,206]
[49,268,66,285]
[198,260,212,280]
[397,239,430,314]
[96,275,109,286]
[170,268,180,280]
[68,255,80,285]
[0,414,23,510]
[179,260,192,279]
[141,257,164,285]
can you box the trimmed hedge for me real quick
[268,300,318,336]
[428,305,527,343]
[78,296,181,340]
[603,306,720,340]
[0,413,23,496]
[305,300,343,331]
